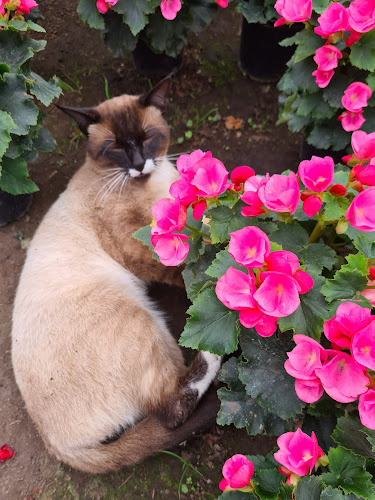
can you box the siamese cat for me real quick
[11,79,221,473]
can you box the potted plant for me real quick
[0,1,62,226]
[77,0,221,77]
[134,131,375,497]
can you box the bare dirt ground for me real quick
[0,2,301,498]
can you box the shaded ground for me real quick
[0,2,301,499]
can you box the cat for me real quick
[11,78,221,474]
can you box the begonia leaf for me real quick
[320,487,360,499]
[145,12,187,58]
[294,30,323,64]
[217,492,257,500]
[294,476,323,500]
[367,74,375,92]
[345,225,375,242]
[321,447,375,499]
[307,122,350,152]
[253,468,284,500]
[323,74,351,109]
[362,428,375,454]
[28,72,62,107]
[332,414,375,460]
[179,288,239,355]
[321,269,368,303]
[217,357,290,436]
[236,0,276,24]
[0,30,45,74]
[5,133,34,159]
[103,11,138,56]
[206,247,245,278]
[77,0,105,30]
[132,225,160,262]
[299,243,336,274]
[238,328,305,419]
[0,110,15,159]
[7,19,45,32]
[350,31,375,72]
[188,0,218,31]
[113,0,154,36]
[312,0,330,14]
[353,235,375,259]
[33,126,56,153]
[269,222,309,254]
[340,253,369,276]
[0,156,38,195]
[323,192,350,222]
[182,245,217,300]
[302,413,336,453]
[278,272,328,340]
[278,58,318,94]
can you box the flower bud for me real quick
[329,184,346,197]
[336,219,348,234]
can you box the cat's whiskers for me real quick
[102,138,115,156]
[92,168,122,186]
[119,172,129,198]
[95,170,123,204]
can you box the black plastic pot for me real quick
[0,190,32,227]
[131,39,183,78]
[299,138,348,164]
[239,19,299,82]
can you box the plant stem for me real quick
[308,221,326,244]
[185,224,210,238]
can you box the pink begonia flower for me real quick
[313,46,342,72]
[258,172,300,214]
[315,350,369,403]
[176,150,210,176]
[152,198,187,234]
[362,279,375,305]
[16,0,38,14]
[230,166,255,185]
[338,110,365,132]
[169,176,199,206]
[303,195,323,217]
[351,322,375,370]
[192,199,206,220]
[348,0,375,33]
[265,250,300,275]
[228,226,271,268]
[342,82,372,113]
[241,176,267,217]
[293,270,314,294]
[239,307,278,337]
[151,233,189,266]
[346,30,362,47]
[351,131,375,160]
[96,0,118,14]
[312,69,334,89]
[295,378,324,403]
[274,429,324,477]
[356,162,375,186]
[160,0,182,20]
[191,157,229,198]
[315,3,350,37]
[330,184,347,197]
[219,454,254,492]
[215,267,256,311]
[274,0,312,26]
[216,0,228,7]
[323,302,372,349]
[346,187,375,231]
[254,271,301,317]
[298,155,334,192]
[359,390,375,429]
[370,267,375,280]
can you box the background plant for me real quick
[235,0,277,24]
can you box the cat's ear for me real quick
[56,105,100,136]
[139,77,171,112]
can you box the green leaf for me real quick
[236,0,276,23]
[297,92,336,120]
[7,19,45,32]
[321,269,368,303]
[321,447,375,499]
[4,133,33,159]
[181,484,188,494]
[345,225,375,242]
[323,192,350,221]
[332,414,375,460]
[294,30,323,64]
[77,0,105,29]
[145,11,187,58]
[103,10,138,56]
[179,288,239,355]
[51,76,74,92]
[302,413,337,453]
[253,468,284,500]
[362,427,375,454]
[239,329,305,419]
[323,74,351,109]
[132,225,160,261]
[299,243,336,274]
[367,73,375,92]
[350,31,375,72]
[353,235,375,260]
[320,486,359,499]
[182,245,217,300]
[294,476,322,500]
[0,30,46,74]
[278,273,329,340]
[278,58,318,94]
[341,253,369,276]
[307,121,350,152]
[114,0,154,36]
[206,247,245,278]
[0,156,38,194]
[217,358,290,436]
[33,126,56,152]
[0,73,38,136]
[312,0,330,14]
[269,222,309,254]
[0,110,16,159]
[28,72,62,106]
[217,492,257,500]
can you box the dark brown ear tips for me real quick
[139,76,171,112]
[55,105,100,136]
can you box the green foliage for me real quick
[235,0,277,24]
[294,476,323,500]
[321,269,368,303]
[332,414,375,460]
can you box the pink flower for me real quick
[265,250,300,275]
[362,280,375,305]
[274,429,324,476]
[190,157,229,198]
[298,155,334,192]
[351,322,375,370]
[230,166,255,185]
[313,46,342,72]
[215,267,256,311]
[254,271,301,317]
[359,390,375,429]
[239,308,278,337]
[192,199,206,220]
[176,150,210,176]
[151,233,189,266]
[258,172,300,214]
[342,82,372,113]
[323,302,372,349]
[152,198,187,234]
[303,195,323,217]
[228,226,271,268]
[351,131,375,160]
[274,0,312,25]
[241,176,267,217]
[338,111,365,132]
[346,187,375,231]
[330,184,347,197]
[96,0,118,14]
[346,30,362,47]
[315,350,369,403]
[216,0,228,7]
[0,444,14,463]
[16,0,38,14]
[160,0,182,20]
[219,454,254,492]
[315,3,350,37]
[348,0,375,33]
[356,162,375,186]
[169,176,199,206]
[295,378,325,403]
[312,69,334,89]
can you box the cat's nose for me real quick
[133,151,145,172]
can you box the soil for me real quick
[0,2,301,499]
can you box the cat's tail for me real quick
[63,386,219,474]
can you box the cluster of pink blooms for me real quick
[215,228,314,337]
[0,0,38,15]
[285,302,375,429]
[338,83,373,132]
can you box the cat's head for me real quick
[57,78,171,179]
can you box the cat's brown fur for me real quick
[11,80,221,473]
